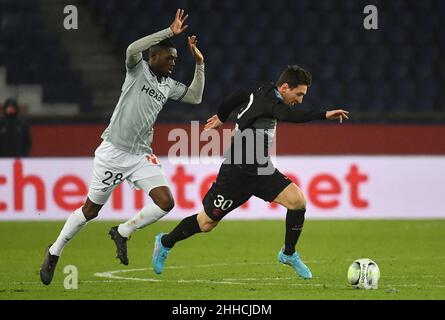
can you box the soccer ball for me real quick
[347,258,380,290]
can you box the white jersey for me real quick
[101,60,188,155]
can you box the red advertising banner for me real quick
[1,157,444,220]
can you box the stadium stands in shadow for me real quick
[1,0,443,122]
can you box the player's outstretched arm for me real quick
[180,35,205,104]
[274,105,350,124]
[273,103,327,123]
[125,9,189,68]
[326,109,350,123]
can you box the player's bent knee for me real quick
[158,199,175,212]
[152,195,175,212]
[81,205,100,220]
[200,221,218,233]
[82,198,103,220]
[287,191,306,210]
[150,189,175,212]
[288,199,306,211]
[197,211,218,232]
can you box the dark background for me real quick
[1,0,444,155]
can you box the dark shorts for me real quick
[202,164,292,221]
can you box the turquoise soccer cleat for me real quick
[152,233,170,274]
[277,249,312,279]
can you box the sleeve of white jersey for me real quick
[168,80,189,101]
[126,27,174,74]
[126,58,145,76]
[180,64,205,104]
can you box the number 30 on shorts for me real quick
[213,195,233,211]
[101,171,123,186]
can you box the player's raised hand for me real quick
[204,115,223,131]
[170,9,188,35]
[326,109,350,123]
[188,35,204,65]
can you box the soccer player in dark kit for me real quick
[152,65,349,279]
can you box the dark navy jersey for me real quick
[216,83,326,172]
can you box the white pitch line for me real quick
[82,280,445,288]
[222,277,294,281]
[384,275,440,279]
[2,279,445,289]
[2,261,444,288]
[93,263,321,286]
[93,263,445,288]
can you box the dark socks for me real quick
[161,214,201,248]
[283,208,306,255]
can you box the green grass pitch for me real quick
[0,220,444,300]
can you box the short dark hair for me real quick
[148,38,176,57]
[276,65,312,88]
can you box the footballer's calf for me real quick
[81,186,175,221]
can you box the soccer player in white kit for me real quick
[40,9,205,285]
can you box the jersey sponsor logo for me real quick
[141,84,167,104]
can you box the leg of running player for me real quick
[41,140,127,284]
[50,197,103,256]
[162,209,219,248]
[117,185,175,239]
[273,183,312,279]
[40,197,103,285]
[151,209,219,274]
[110,178,174,265]
[151,163,251,274]
[273,183,306,255]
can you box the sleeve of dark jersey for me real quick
[216,89,251,122]
[272,103,327,123]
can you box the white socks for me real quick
[49,207,88,256]
[48,204,169,256]
[118,203,168,238]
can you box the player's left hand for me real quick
[188,35,204,65]
[326,109,350,123]
[204,115,222,130]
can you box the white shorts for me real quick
[87,140,169,205]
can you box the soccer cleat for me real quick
[108,226,129,265]
[39,245,59,285]
[277,249,312,279]
[152,233,170,275]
